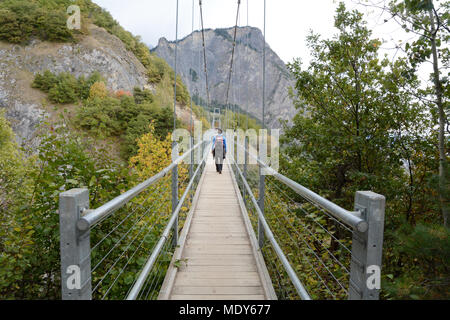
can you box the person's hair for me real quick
[217,128,223,134]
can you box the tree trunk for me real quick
[428,1,449,227]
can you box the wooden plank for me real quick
[175,272,260,280]
[172,286,264,295]
[178,265,257,272]
[186,239,249,245]
[159,157,271,300]
[183,246,252,255]
[171,295,265,300]
[174,278,262,287]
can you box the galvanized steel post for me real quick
[59,188,92,300]
[172,142,179,246]
[348,191,385,300]
[243,136,248,205]
[257,128,267,249]
[189,136,194,202]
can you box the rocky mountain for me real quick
[0,24,151,146]
[153,26,296,129]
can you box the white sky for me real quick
[92,1,409,63]
[92,0,435,84]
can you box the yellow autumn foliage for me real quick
[129,122,189,212]
[89,81,108,100]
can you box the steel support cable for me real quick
[224,0,241,129]
[142,234,173,300]
[126,146,211,300]
[246,0,249,130]
[123,214,171,298]
[269,179,350,266]
[262,245,290,299]
[242,168,337,298]
[90,182,166,254]
[263,193,346,296]
[91,184,171,274]
[260,192,338,294]
[264,190,350,290]
[139,242,165,299]
[78,141,205,231]
[234,142,367,232]
[266,177,353,256]
[190,0,194,133]
[93,195,171,294]
[229,155,311,300]
[173,0,179,131]
[102,226,163,300]
[199,0,211,112]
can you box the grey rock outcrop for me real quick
[0,24,150,145]
[153,26,295,129]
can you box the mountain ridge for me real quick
[153,26,296,129]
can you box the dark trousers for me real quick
[215,163,223,172]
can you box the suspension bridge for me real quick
[57,0,386,300]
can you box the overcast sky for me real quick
[92,0,415,66]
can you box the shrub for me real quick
[32,70,58,92]
[0,1,74,44]
[48,73,78,104]
[0,111,35,298]
[77,97,122,137]
[89,81,108,100]
[115,90,132,99]
[133,87,153,104]
[77,71,104,100]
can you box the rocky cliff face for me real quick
[0,24,150,146]
[153,26,295,129]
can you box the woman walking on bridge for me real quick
[212,128,227,174]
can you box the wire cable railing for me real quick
[59,141,210,300]
[229,137,385,300]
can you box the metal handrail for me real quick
[77,141,206,231]
[235,142,368,232]
[230,155,311,300]
[126,142,211,300]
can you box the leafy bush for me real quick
[133,87,153,104]
[33,70,105,103]
[77,71,104,100]
[0,111,133,299]
[89,81,108,99]
[77,97,122,137]
[383,223,450,299]
[0,111,35,298]
[0,0,74,44]
[48,72,79,104]
[32,70,58,92]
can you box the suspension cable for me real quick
[190,0,194,133]
[262,0,266,129]
[246,0,249,130]
[173,0,179,132]
[225,0,241,129]
[199,0,211,114]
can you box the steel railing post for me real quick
[172,142,179,246]
[348,191,386,300]
[243,136,248,205]
[258,136,266,248]
[59,188,91,300]
[189,136,194,202]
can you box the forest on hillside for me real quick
[278,1,449,299]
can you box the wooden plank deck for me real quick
[158,154,276,300]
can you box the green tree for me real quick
[283,3,441,299]
[0,111,35,298]
[355,0,449,225]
